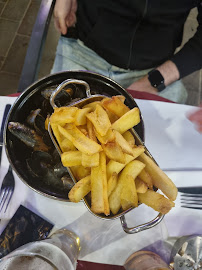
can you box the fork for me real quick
[0,165,15,213]
[180,193,202,210]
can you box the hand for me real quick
[128,76,158,95]
[54,0,77,35]
[187,106,202,133]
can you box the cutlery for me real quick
[0,104,11,167]
[0,104,15,214]
[180,193,202,210]
[0,165,15,213]
[178,186,202,194]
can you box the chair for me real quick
[17,0,56,93]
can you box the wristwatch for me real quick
[148,69,165,92]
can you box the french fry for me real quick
[138,153,178,201]
[86,119,98,142]
[132,145,145,158]
[70,165,91,181]
[114,130,134,155]
[60,138,76,152]
[50,107,78,125]
[121,174,138,210]
[68,175,91,203]
[106,153,134,179]
[91,152,109,215]
[111,107,140,134]
[74,108,91,125]
[51,123,65,149]
[77,125,88,136]
[116,95,126,103]
[107,172,118,197]
[102,141,125,164]
[138,190,175,214]
[58,124,102,155]
[122,131,135,147]
[109,160,145,215]
[61,151,82,167]
[86,104,111,136]
[138,169,153,190]
[82,152,99,167]
[135,177,148,193]
[95,128,115,144]
[83,101,101,111]
[48,95,177,217]
[101,96,130,117]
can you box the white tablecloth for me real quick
[0,96,202,265]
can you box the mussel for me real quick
[8,122,49,152]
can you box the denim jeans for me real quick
[51,37,188,104]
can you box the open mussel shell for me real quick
[4,71,144,201]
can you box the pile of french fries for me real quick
[48,95,178,216]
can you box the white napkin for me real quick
[135,99,202,238]
[136,99,202,170]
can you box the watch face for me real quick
[148,70,165,91]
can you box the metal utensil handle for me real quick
[50,79,91,109]
[120,212,164,234]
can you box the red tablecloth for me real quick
[9,90,174,103]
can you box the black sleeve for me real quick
[171,3,202,79]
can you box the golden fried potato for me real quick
[106,153,134,179]
[91,152,109,215]
[101,96,130,117]
[60,138,76,152]
[114,130,134,156]
[61,151,82,167]
[135,177,148,193]
[107,172,118,197]
[111,107,140,134]
[138,153,178,201]
[50,107,78,125]
[122,131,136,147]
[121,174,138,210]
[138,169,153,190]
[86,104,111,136]
[95,128,115,144]
[74,108,91,125]
[102,141,125,164]
[86,119,98,142]
[58,124,102,155]
[48,95,177,217]
[82,152,99,167]
[132,145,145,158]
[138,190,175,214]
[70,165,91,181]
[109,160,145,215]
[68,175,91,203]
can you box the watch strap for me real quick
[148,69,165,92]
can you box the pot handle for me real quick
[50,79,91,109]
[120,212,164,234]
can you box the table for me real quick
[0,91,202,268]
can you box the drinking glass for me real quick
[0,229,80,270]
[124,250,171,270]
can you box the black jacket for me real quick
[66,0,202,78]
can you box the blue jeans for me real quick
[51,37,188,103]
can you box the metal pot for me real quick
[4,71,163,233]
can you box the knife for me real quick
[178,186,202,194]
[0,104,11,167]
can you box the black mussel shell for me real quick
[26,109,41,127]
[61,175,74,190]
[53,163,69,178]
